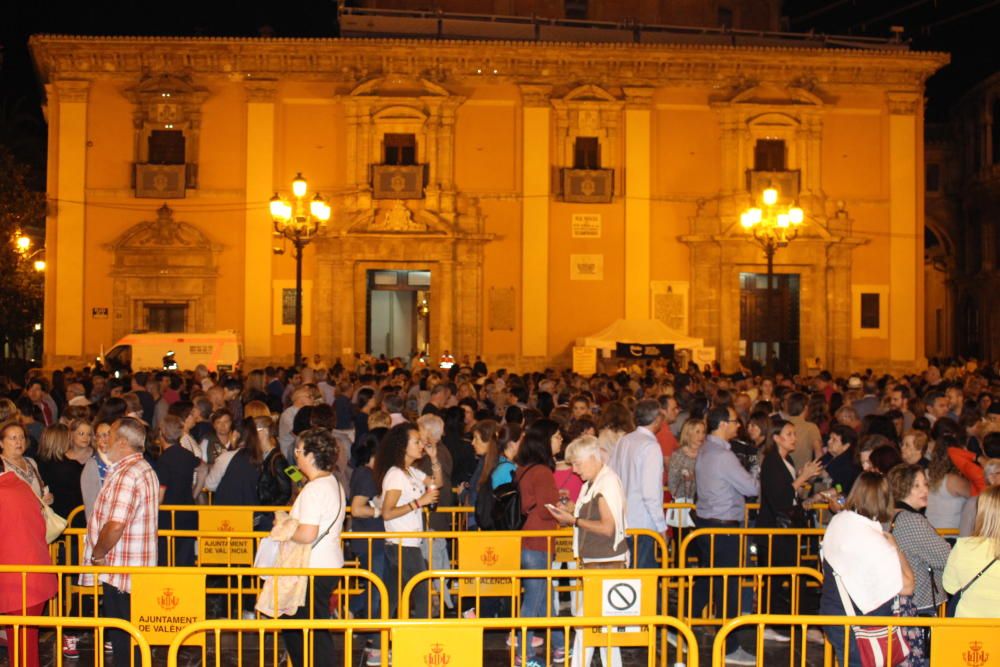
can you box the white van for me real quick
[104,331,242,373]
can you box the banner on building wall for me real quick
[614,343,675,359]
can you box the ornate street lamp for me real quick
[740,186,804,372]
[14,231,46,271]
[269,173,331,366]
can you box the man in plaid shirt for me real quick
[87,417,159,660]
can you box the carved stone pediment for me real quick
[109,204,219,252]
[344,201,452,235]
[560,84,619,103]
[714,81,827,107]
[350,76,451,98]
[124,72,209,117]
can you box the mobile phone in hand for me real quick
[284,465,304,483]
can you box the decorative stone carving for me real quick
[106,205,220,340]
[31,36,949,91]
[125,72,209,189]
[54,80,90,103]
[552,84,624,199]
[372,201,428,232]
[886,91,921,115]
[519,84,553,108]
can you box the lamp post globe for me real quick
[269,174,330,367]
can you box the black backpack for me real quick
[474,464,535,531]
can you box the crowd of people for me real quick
[0,355,999,667]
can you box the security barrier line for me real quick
[678,527,828,571]
[0,615,151,667]
[0,565,389,641]
[164,615,700,667]
[712,613,998,667]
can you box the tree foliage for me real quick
[0,145,46,359]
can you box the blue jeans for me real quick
[521,547,564,654]
[629,534,659,570]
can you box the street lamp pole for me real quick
[269,173,331,367]
[740,187,803,373]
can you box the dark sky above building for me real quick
[1,0,997,181]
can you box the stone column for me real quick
[887,91,923,366]
[51,80,90,360]
[442,258,457,357]
[623,87,653,320]
[519,84,552,359]
[243,83,276,362]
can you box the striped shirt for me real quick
[87,453,159,593]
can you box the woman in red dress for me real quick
[0,453,59,667]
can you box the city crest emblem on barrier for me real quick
[424,643,450,665]
[157,588,179,611]
[963,641,989,667]
[219,520,233,531]
[480,547,499,567]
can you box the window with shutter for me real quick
[754,139,786,171]
[148,130,186,165]
[573,137,600,169]
[384,133,417,166]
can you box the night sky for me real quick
[2,0,998,187]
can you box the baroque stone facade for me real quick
[31,34,946,372]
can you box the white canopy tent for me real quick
[576,318,705,353]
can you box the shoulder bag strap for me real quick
[956,557,999,597]
[310,476,343,550]
[831,568,860,618]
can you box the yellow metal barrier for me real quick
[0,565,388,638]
[662,502,698,568]
[403,566,822,636]
[344,527,667,611]
[712,613,999,667]
[0,615,152,667]
[165,615,700,667]
[678,527,827,571]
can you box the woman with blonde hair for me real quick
[943,485,1000,617]
[667,419,705,505]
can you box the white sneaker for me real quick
[242,610,257,620]
[763,628,791,642]
[725,647,757,666]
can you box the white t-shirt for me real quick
[290,475,346,569]
[382,466,426,547]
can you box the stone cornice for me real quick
[29,35,948,89]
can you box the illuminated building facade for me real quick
[30,7,946,373]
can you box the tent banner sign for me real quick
[615,343,675,359]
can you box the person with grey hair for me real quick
[607,399,666,569]
[86,416,159,661]
[547,435,626,667]
[416,413,454,611]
